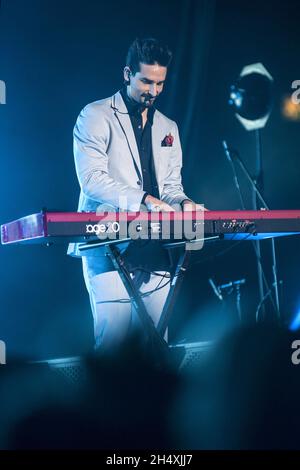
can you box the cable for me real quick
[142,276,170,298]
[255,280,283,322]
[250,238,277,314]
[255,286,274,322]
[131,267,171,278]
[96,273,170,305]
[222,142,247,211]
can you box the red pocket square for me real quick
[161,133,174,147]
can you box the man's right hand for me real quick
[144,195,175,212]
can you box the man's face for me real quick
[124,62,167,107]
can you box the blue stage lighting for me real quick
[289,310,300,331]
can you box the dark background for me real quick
[0,0,299,359]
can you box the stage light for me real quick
[229,63,273,131]
[289,309,300,331]
[282,95,300,121]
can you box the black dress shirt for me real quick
[120,87,159,201]
[119,88,171,277]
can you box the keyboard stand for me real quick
[79,236,219,365]
[80,239,170,365]
[158,235,220,338]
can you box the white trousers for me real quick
[82,256,170,350]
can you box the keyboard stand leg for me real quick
[157,248,192,339]
[106,244,170,366]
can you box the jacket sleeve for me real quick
[73,104,146,211]
[160,122,191,207]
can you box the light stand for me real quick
[223,141,281,321]
[253,129,266,318]
[228,63,281,322]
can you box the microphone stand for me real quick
[222,140,281,322]
[218,279,246,322]
[252,130,266,319]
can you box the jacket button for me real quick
[137,180,141,186]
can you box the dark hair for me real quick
[126,38,172,75]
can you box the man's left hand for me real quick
[182,201,209,211]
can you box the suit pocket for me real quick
[160,146,173,161]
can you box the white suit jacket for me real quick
[68,90,189,257]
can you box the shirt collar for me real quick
[120,87,155,123]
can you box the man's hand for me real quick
[144,195,175,212]
[182,200,209,211]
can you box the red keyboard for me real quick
[1,210,300,245]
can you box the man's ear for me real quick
[123,66,131,84]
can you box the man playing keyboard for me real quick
[68,37,201,350]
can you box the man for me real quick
[68,38,199,350]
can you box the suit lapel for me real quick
[112,92,142,179]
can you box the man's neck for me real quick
[126,87,148,119]
[141,109,148,128]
